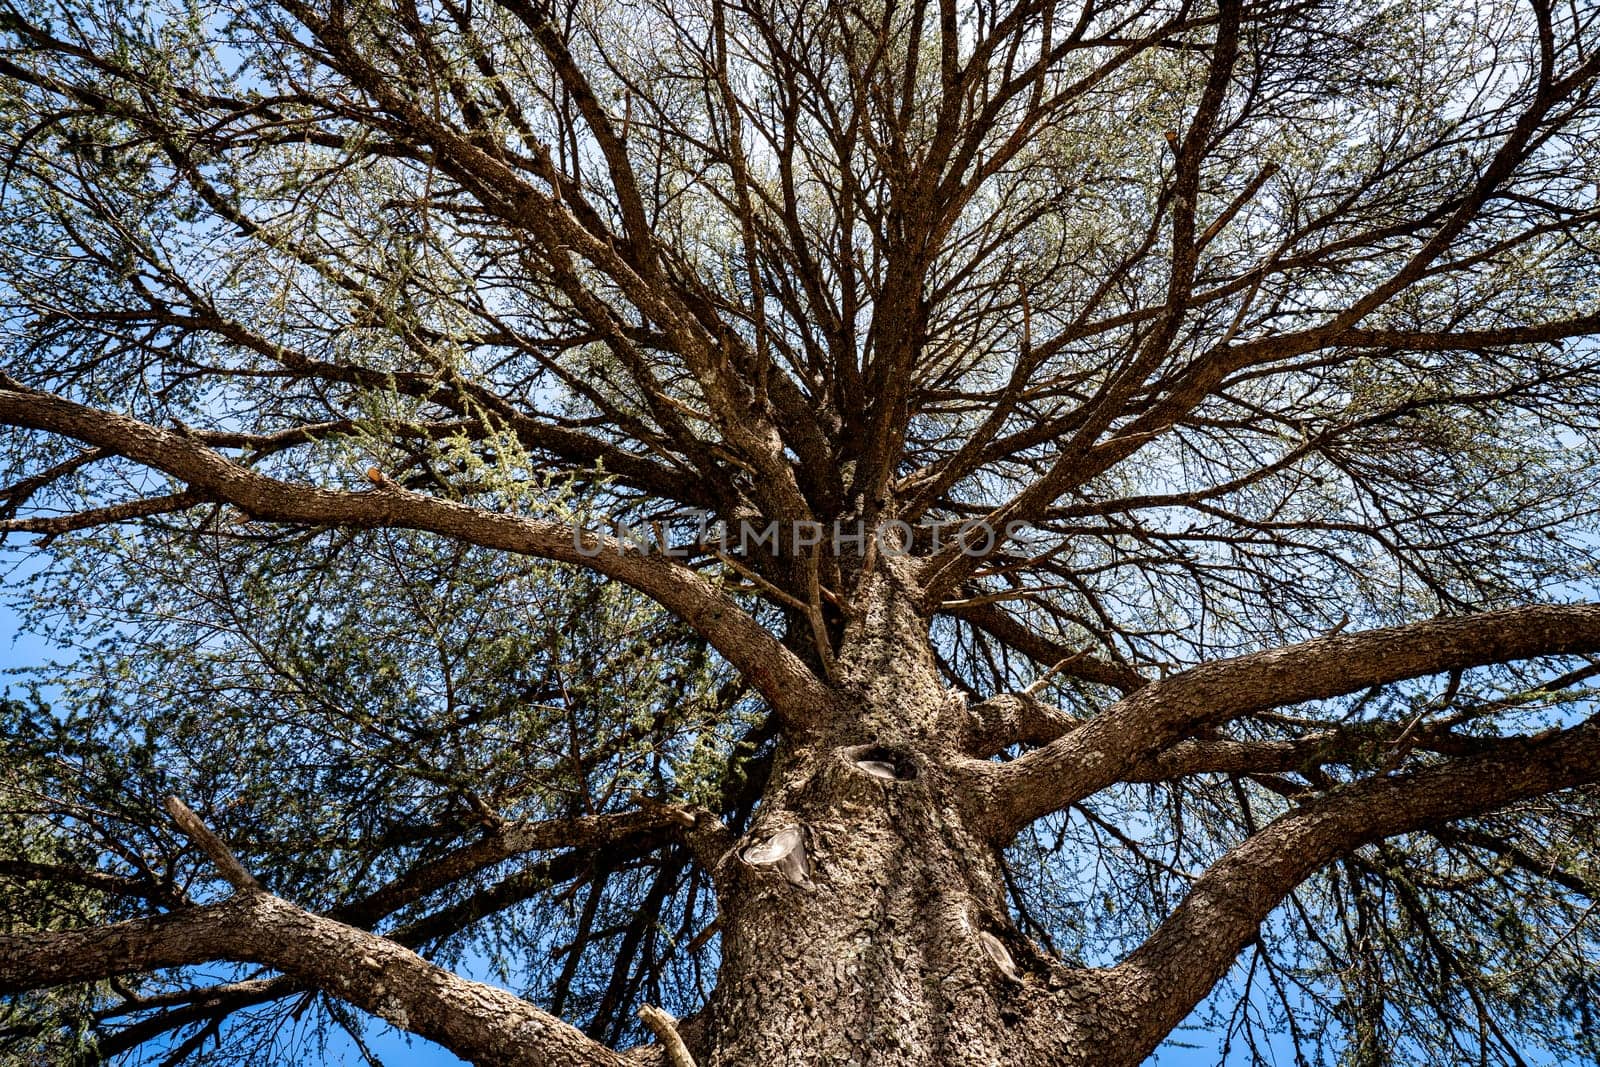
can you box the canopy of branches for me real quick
[1,0,1599,1063]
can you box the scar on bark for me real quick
[739,823,814,888]
[960,907,1024,983]
[978,931,1022,983]
[840,743,919,781]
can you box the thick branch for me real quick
[0,892,626,1067]
[1094,715,1600,1063]
[975,605,1600,835]
[77,811,685,1061]
[0,383,832,726]
[964,694,1502,773]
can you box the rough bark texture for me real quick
[679,583,1600,1067]
[696,571,1100,1066]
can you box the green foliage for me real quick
[1,521,759,1060]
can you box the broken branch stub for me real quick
[979,931,1022,983]
[163,795,263,893]
[637,1005,697,1067]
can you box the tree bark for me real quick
[691,570,1102,1066]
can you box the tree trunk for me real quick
[694,571,1104,1066]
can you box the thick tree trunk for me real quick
[694,572,1104,1066]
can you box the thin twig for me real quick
[1023,649,1087,697]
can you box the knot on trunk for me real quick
[978,930,1023,983]
[959,906,1028,985]
[839,743,919,782]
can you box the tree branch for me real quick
[69,808,687,1061]
[0,892,627,1067]
[0,382,833,727]
[162,797,263,894]
[1093,714,1600,1064]
[0,796,636,1064]
[943,599,1147,694]
[964,693,1510,773]
[972,605,1600,836]
[637,1005,697,1067]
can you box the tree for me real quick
[2,0,1600,1061]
